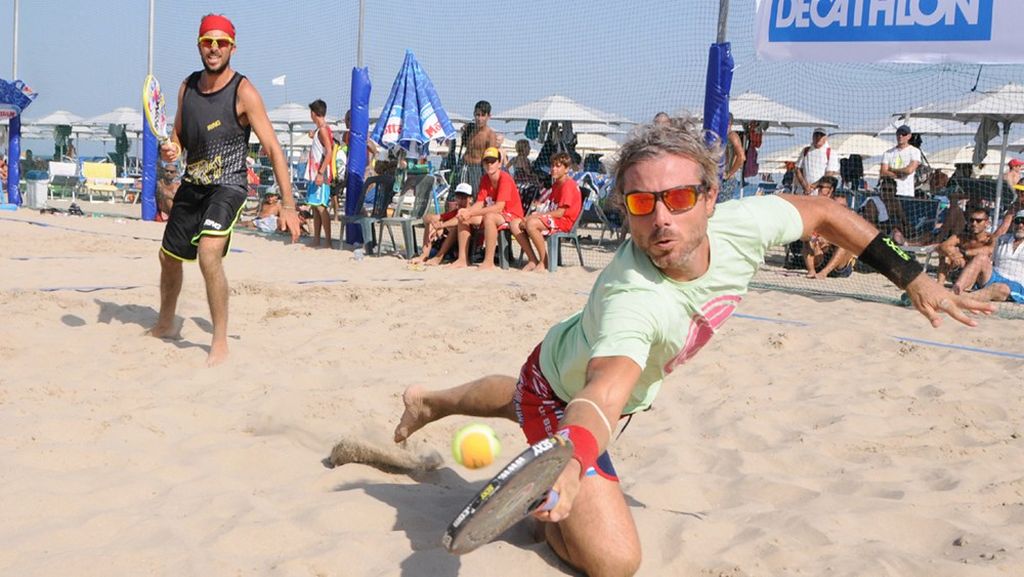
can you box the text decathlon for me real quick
[768,0,993,43]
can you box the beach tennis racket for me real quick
[442,434,573,555]
[141,74,169,143]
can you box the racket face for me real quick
[443,435,573,555]
[142,75,168,140]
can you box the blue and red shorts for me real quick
[513,343,619,481]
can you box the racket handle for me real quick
[539,489,559,511]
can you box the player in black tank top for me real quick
[147,13,302,367]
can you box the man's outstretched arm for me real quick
[780,194,995,327]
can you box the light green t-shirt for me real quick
[539,195,804,414]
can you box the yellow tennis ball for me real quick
[452,423,501,469]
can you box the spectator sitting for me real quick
[953,209,1024,302]
[0,155,8,189]
[242,191,281,233]
[510,152,583,272]
[1004,158,1023,192]
[993,183,1024,238]
[509,139,540,189]
[411,182,474,266]
[448,146,524,269]
[804,177,855,279]
[936,206,995,286]
[861,178,908,245]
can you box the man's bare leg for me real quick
[394,375,518,443]
[526,219,549,272]
[513,218,540,271]
[197,235,231,367]
[952,256,991,294]
[969,282,1010,302]
[412,215,441,263]
[319,206,332,248]
[426,230,457,266]
[445,218,481,268]
[542,475,642,577]
[148,249,184,339]
[479,213,503,270]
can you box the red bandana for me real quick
[199,14,235,41]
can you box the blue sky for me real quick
[3,0,1024,158]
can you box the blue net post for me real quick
[141,113,158,221]
[345,66,371,245]
[6,115,22,205]
[702,41,733,178]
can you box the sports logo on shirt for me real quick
[664,295,742,374]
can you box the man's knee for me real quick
[994,282,1011,301]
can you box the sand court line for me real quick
[734,311,1024,360]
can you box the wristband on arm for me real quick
[858,232,923,289]
[556,425,600,479]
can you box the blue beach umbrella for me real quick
[371,50,456,155]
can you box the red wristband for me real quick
[557,425,599,478]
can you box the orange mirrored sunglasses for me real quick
[198,36,235,50]
[623,185,703,216]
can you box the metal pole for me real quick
[12,0,19,77]
[147,0,155,75]
[717,0,729,44]
[993,122,1010,225]
[357,0,365,68]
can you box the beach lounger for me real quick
[81,162,118,202]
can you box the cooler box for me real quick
[26,175,48,209]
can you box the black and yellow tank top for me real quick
[180,71,250,187]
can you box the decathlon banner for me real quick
[756,0,1021,64]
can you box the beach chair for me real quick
[81,161,118,202]
[47,161,79,201]
[375,172,434,259]
[338,175,395,252]
[546,215,585,272]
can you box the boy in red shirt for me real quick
[449,147,524,269]
[511,152,582,271]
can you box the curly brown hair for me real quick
[612,114,722,201]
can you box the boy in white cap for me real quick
[412,182,474,265]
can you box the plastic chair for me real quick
[81,161,118,202]
[337,175,395,252]
[546,216,585,272]
[375,173,434,259]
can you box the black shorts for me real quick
[161,182,247,261]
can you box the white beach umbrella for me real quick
[85,107,143,132]
[910,83,1024,218]
[834,116,977,137]
[493,94,634,126]
[928,144,1003,170]
[28,110,84,127]
[827,134,893,158]
[728,91,838,130]
[575,133,621,155]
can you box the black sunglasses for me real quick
[1014,217,1024,225]
[970,217,988,223]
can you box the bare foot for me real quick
[444,260,467,269]
[522,261,538,272]
[145,318,183,340]
[206,341,229,367]
[409,255,426,265]
[424,257,443,266]
[478,262,496,271]
[394,385,433,443]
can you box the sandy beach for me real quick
[1,206,1022,577]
